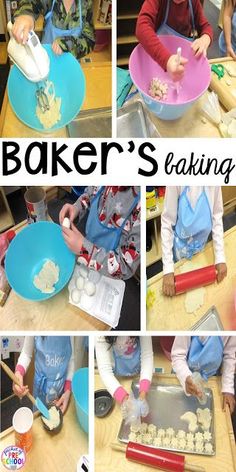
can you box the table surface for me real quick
[1,64,111,138]
[147,226,236,331]
[0,220,109,331]
[0,398,88,472]
[95,373,236,472]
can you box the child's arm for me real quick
[95,337,128,404]
[171,336,194,395]
[221,336,236,413]
[211,187,227,283]
[191,0,213,57]
[139,336,153,398]
[59,186,99,225]
[161,187,180,296]
[13,0,45,43]
[56,337,74,414]
[13,336,34,397]
[223,0,236,59]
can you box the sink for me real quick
[67,107,111,137]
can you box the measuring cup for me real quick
[12,407,33,453]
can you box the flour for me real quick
[33,260,59,293]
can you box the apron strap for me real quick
[163,0,171,25]
[188,0,196,38]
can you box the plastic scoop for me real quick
[111,442,205,472]
[175,47,182,95]
[174,265,217,295]
[0,360,50,419]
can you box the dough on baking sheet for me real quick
[186,432,195,442]
[163,437,171,447]
[178,438,186,450]
[157,428,165,438]
[33,260,59,293]
[143,433,153,445]
[147,424,157,436]
[180,411,198,432]
[195,441,204,453]
[195,432,204,442]
[128,432,137,442]
[166,427,175,438]
[177,430,186,440]
[186,441,195,452]
[205,442,213,454]
[170,437,179,449]
[140,423,148,434]
[153,437,162,447]
[179,261,206,313]
[130,424,140,433]
[203,431,212,442]
[196,408,212,430]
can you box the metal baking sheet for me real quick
[117,101,150,138]
[191,306,224,331]
[67,107,111,137]
[118,381,215,456]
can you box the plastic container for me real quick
[146,187,156,209]
[191,372,207,405]
[24,187,47,223]
[5,221,75,301]
[129,35,211,120]
[8,45,85,132]
[13,407,33,453]
[72,368,88,434]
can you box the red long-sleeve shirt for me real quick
[136,0,213,71]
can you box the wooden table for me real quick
[0,398,88,472]
[147,226,236,331]
[95,373,236,472]
[0,220,109,331]
[1,64,111,137]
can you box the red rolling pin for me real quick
[174,265,217,295]
[111,442,205,472]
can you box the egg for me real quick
[71,288,81,304]
[84,281,96,296]
[76,276,85,290]
[88,270,101,284]
[78,265,89,278]
[62,217,70,229]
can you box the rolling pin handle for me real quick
[184,463,205,472]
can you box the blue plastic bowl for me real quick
[7,44,86,132]
[5,221,75,301]
[72,368,88,434]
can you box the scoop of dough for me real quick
[42,406,60,430]
[78,265,89,279]
[180,411,198,433]
[62,217,70,228]
[76,276,85,290]
[33,260,59,294]
[84,280,96,297]
[71,288,81,304]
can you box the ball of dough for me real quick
[71,288,81,304]
[205,442,213,454]
[76,276,85,290]
[78,265,89,279]
[166,428,175,438]
[62,217,70,229]
[84,281,96,297]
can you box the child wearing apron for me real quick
[13,0,95,59]
[161,186,227,296]
[60,186,141,280]
[171,336,236,414]
[219,0,236,59]
[95,336,153,418]
[136,0,213,80]
[13,336,74,414]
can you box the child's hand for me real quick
[139,397,149,417]
[166,54,188,82]
[162,273,175,297]
[185,376,202,398]
[215,262,227,283]
[120,394,130,419]
[222,392,235,414]
[191,34,211,58]
[59,204,79,225]
[226,46,236,60]
[62,223,84,254]
[13,372,29,398]
[52,40,63,55]
[12,15,34,44]
[55,390,71,414]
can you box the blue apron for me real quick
[85,187,140,252]
[157,0,196,41]
[187,336,224,380]
[219,11,236,55]
[173,187,212,261]
[33,336,72,405]
[113,338,141,376]
[42,0,83,44]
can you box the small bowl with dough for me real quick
[41,405,63,434]
[5,221,76,301]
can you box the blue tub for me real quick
[72,368,88,434]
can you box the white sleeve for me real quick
[171,336,192,395]
[140,336,153,382]
[95,336,122,397]
[211,187,226,264]
[66,336,75,381]
[17,336,34,373]
[161,187,180,274]
[221,337,236,394]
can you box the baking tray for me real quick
[117,100,161,138]
[191,306,224,331]
[67,107,111,137]
[118,381,215,456]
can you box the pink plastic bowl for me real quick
[129,35,211,120]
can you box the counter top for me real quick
[95,373,236,472]
[0,219,109,331]
[1,64,111,138]
[147,226,236,331]
[0,398,88,472]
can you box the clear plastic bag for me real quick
[120,393,149,426]
[202,92,236,137]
